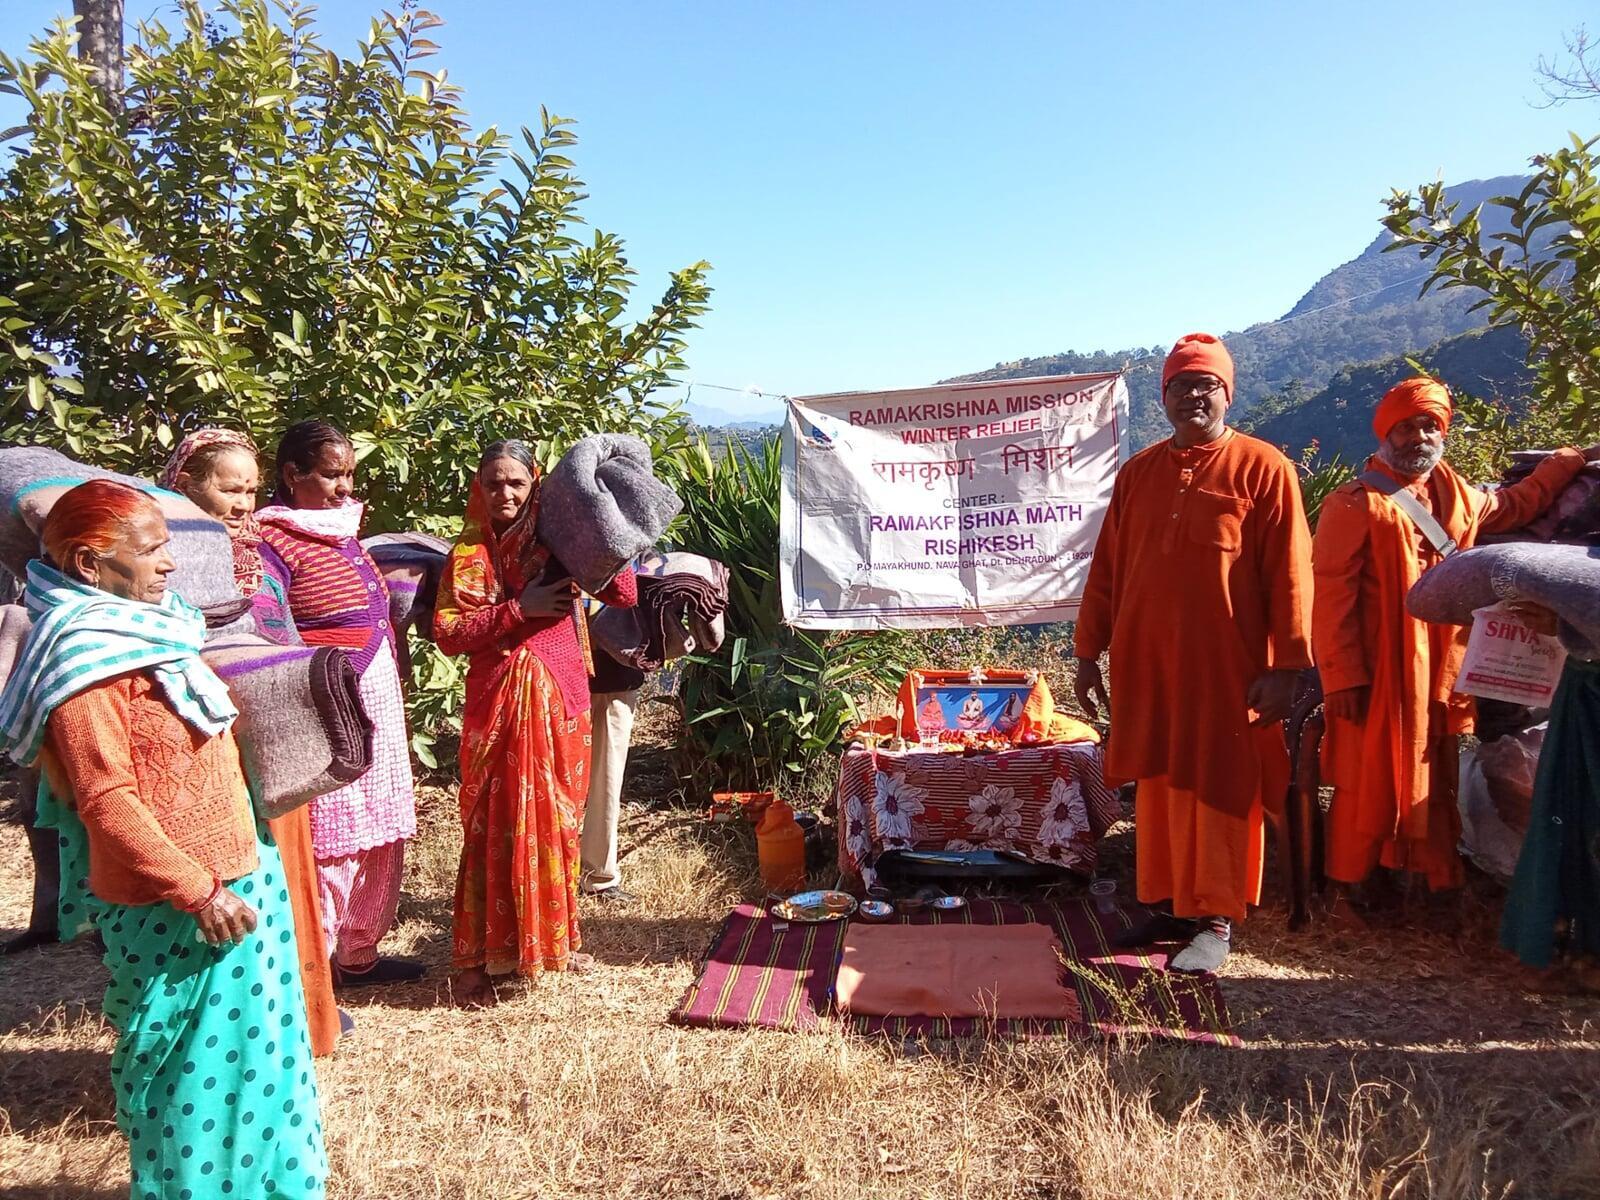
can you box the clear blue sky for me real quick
[2,1,1596,418]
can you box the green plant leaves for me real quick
[0,0,712,759]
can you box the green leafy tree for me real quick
[0,0,710,536]
[1382,135,1600,444]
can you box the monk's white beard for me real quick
[1378,439,1445,479]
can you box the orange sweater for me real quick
[40,673,258,912]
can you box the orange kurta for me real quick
[1312,449,1585,887]
[1076,429,1313,920]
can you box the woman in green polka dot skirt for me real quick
[0,481,328,1199]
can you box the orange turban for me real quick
[1373,377,1452,440]
[1162,333,1235,403]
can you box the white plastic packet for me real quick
[1456,602,1567,707]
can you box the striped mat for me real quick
[671,897,1240,1046]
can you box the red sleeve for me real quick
[433,548,526,656]
[46,678,217,911]
[1478,448,1586,534]
[596,567,638,609]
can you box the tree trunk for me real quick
[72,0,125,106]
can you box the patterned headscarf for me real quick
[159,428,266,598]
[453,466,550,603]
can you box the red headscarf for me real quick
[453,467,549,603]
[1373,377,1452,440]
[1162,332,1235,403]
[158,428,266,597]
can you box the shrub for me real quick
[0,1,710,759]
[1384,137,1600,442]
[0,0,709,536]
[667,435,912,802]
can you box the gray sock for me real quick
[1169,918,1232,973]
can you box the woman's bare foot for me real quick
[452,967,499,1008]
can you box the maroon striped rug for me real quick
[671,898,1239,1045]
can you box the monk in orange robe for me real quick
[1313,378,1597,903]
[1075,333,1313,972]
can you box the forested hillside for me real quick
[947,175,1537,450]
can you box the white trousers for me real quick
[582,690,639,892]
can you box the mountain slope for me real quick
[945,175,1533,449]
[1242,324,1533,462]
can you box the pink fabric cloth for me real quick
[317,838,405,969]
[834,922,1081,1020]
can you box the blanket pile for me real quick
[592,549,729,670]
[0,447,375,813]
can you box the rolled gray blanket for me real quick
[1407,542,1600,661]
[203,633,374,820]
[0,445,246,625]
[0,604,32,725]
[537,434,682,593]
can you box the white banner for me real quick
[780,372,1127,629]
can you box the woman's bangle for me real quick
[184,878,223,914]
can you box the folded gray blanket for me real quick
[0,605,32,729]
[1407,542,1600,661]
[0,446,247,628]
[537,434,682,593]
[592,550,729,670]
[203,633,374,820]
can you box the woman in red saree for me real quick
[434,441,637,1005]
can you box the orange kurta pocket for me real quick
[1186,489,1253,553]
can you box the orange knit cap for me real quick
[1373,377,1452,440]
[1162,333,1235,403]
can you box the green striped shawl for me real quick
[0,560,236,766]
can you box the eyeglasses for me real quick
[1165,376,1225,399]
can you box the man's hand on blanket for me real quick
[520,576,577,618]
[196,888,258,947]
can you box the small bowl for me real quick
[932,895,967,911]
[858,900,895,921]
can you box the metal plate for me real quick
[932,895,967,910]
[858,900,895,921]
[771,890,858,923]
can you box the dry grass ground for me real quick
[3,702,1599,1199]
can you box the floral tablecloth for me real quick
[834,742,1119,885]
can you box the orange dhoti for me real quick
[1134,726,1288,922]
[1324,728,1462,891]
